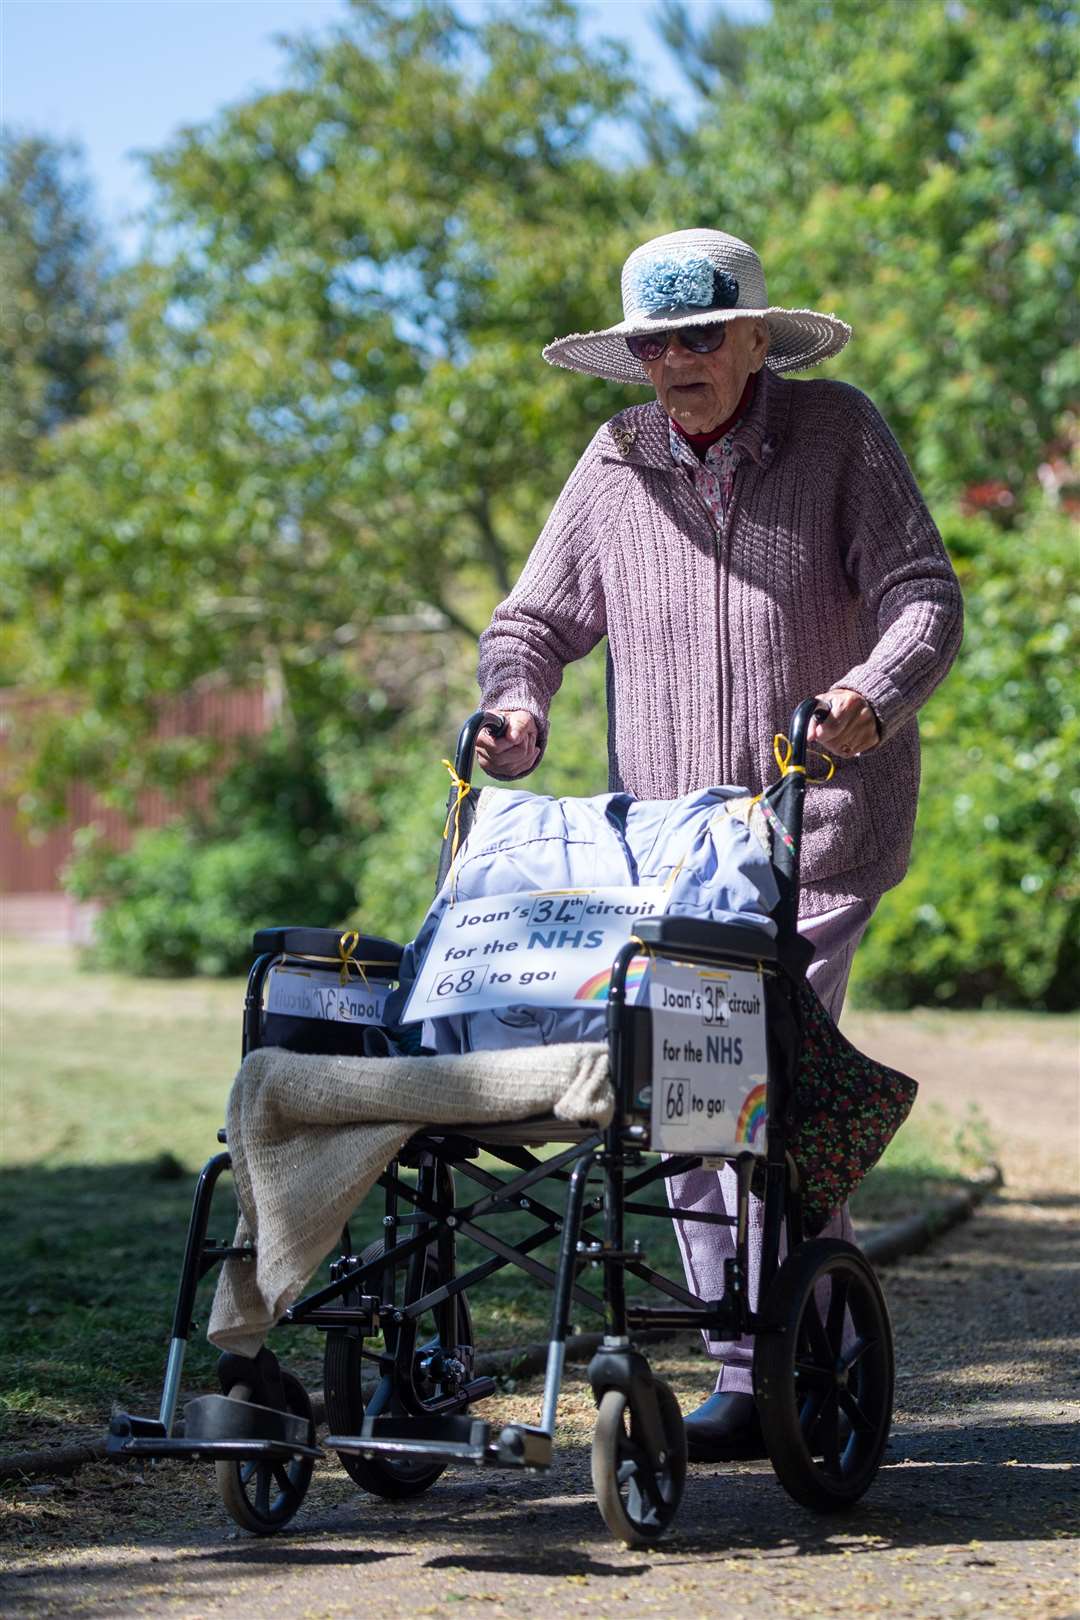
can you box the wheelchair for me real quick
[107,698,896,1546]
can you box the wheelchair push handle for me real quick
[458,702,825,783]
[434,712,507,893]
[764,698,833,924]
[787,696,832,773]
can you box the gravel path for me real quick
[2,1011,1076,1619]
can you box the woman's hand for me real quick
[474,710,541,778]
[808,688,881,758]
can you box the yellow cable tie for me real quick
[773,734,806,777]
[337,930,368,987]
[772,732,835,784]
[441,758,472,868]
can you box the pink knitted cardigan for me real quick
[477,365,963,915]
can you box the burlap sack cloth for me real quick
[207,1042,614,1357]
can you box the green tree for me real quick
[655,0,755,99]
[638,0,760,162]
[674,0,1080,501]
[0,133,115,478]
[64,734,362,976]
[3,0,651,822]
[850,502,1079,1009]
[665,0,1080,1011]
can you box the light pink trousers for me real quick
[666,898,875,1394]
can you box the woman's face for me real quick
[643,317,769,433]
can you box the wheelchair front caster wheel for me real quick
[753,1237,894,1513]
[591,1376,686,1546]
[215,1373,315,1534]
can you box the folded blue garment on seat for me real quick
[390,787,779,1054]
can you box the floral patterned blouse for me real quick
[667,418,742,530]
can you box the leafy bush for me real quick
[66,736,358,976]
[850,504,1079,1010]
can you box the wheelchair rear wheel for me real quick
[591,1377,686,1546]
[215,1373,315,1534]
[753,1237,894,1512]
[324,1237,475,1500]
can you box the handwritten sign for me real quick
[649,957,768,1154]
[265,965,392,1027]
[400,887,667,1020]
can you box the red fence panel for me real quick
[0,686,269,922]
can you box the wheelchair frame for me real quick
[107,697,896,1543]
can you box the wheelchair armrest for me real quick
[251,927,404,969]
[635,915,779,962]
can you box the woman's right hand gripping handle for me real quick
[473,710,541,780]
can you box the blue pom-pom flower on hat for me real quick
[628,255,740,316]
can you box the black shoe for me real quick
[683,1391,768,1463]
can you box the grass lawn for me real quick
[2,937,1000,1452]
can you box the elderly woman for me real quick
[474,228,962,1461]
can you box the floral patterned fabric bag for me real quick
[788,979,918,1233]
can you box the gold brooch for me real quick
[611,425,636,456]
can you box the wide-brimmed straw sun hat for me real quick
[543,228,851,384]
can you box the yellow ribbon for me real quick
[441,759,472,868]
[772,732,835,782]
[748,733,835,811]
[338,930,369,987]
[763,732,836,787]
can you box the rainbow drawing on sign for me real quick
[575,956,649,1002]
[735,1083,768,1147]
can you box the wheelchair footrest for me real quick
[184,1392,314,1449]
[331,1413,489,1466]
[327,1414,552,1471]
[108,1434,324,1462]
[106,1406,322,1462]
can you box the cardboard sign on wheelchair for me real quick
[265,965,392,1026]
[401,886,668,1020]
[647,956,769,1156]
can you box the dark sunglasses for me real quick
[625,323,729,363]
